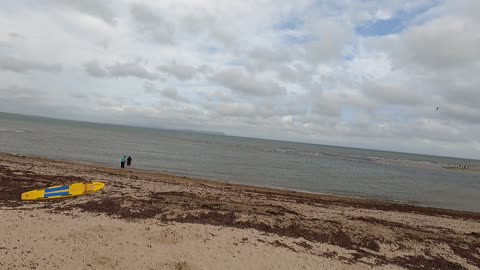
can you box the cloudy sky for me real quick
[0,0,479,159]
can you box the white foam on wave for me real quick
[0,128,25,133]
[373,157,441,169]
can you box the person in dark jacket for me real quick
[127,156,132,167]
[121,156,126,169]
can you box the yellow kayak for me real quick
[21,182,105,201]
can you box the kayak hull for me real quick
[21,182,105,201]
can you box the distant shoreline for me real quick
[443,165,480,172]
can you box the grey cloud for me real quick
[461,0,480,23]
[70,92,105,102]
[273,63,318,90]
[201,97,307,121]
[178,11,236,47]
[248,47,292,64]
[428,67,480,108]
[394,118,471,143]
[0,86,53,116]
[95,103,210,131]
[424,0,480,25]
[388,16,480,70]
[200,90,234,102]
[211,68,287,97]
[130,3,174,44]
[71,93,90,101]
[143,82,189,103]
[0,56,62,73]
[0,85,42,99]
[275,64,312,83]
[143,82,157,94]
[243,48,317,90]
[310,87,375,118]
[311,95,342,117]
[306,40,344,62]
[205,101,279,120]
[439,104,480,125]
[197,65,213,75]
[213,103,258,118]
[84,60,108,77]
[364,8,480,129]
[47,0,116,25]
[304,20,352,63]
[0,85,94,121]
[84,60,159,80]
[244,48,302,80]
[157,63,198,81]
[362,81,422,106]
[444,86,480,109]
[108,61,158,80]
[382,63,480,125]
[209,28,237,48]
[161,88,190,103]
[181,12,215,35]
[8,32,21,39]
[95,98,118,108]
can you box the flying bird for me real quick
[436,107,439,111]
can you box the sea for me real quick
[1,112,479,212]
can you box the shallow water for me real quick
[1,112,479,212]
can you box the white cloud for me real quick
[1,0,479,158]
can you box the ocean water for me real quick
[1,112,479,212]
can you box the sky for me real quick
[0,0,479,159]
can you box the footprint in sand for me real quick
[175,260,191,270]
[147,228,183,245]
[94,256,117,268]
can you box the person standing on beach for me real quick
[121,156,126,169]
[127,156,132,167]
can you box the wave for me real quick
[0,128,26,133]
[266,147,443,169]
[372,157,441,169]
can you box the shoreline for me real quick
[2,152,478,216]
[1,153,480,269]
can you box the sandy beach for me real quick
[1,153,479,270]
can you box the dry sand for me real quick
[1,154,479,270]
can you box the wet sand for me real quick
[1,153,480,270]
